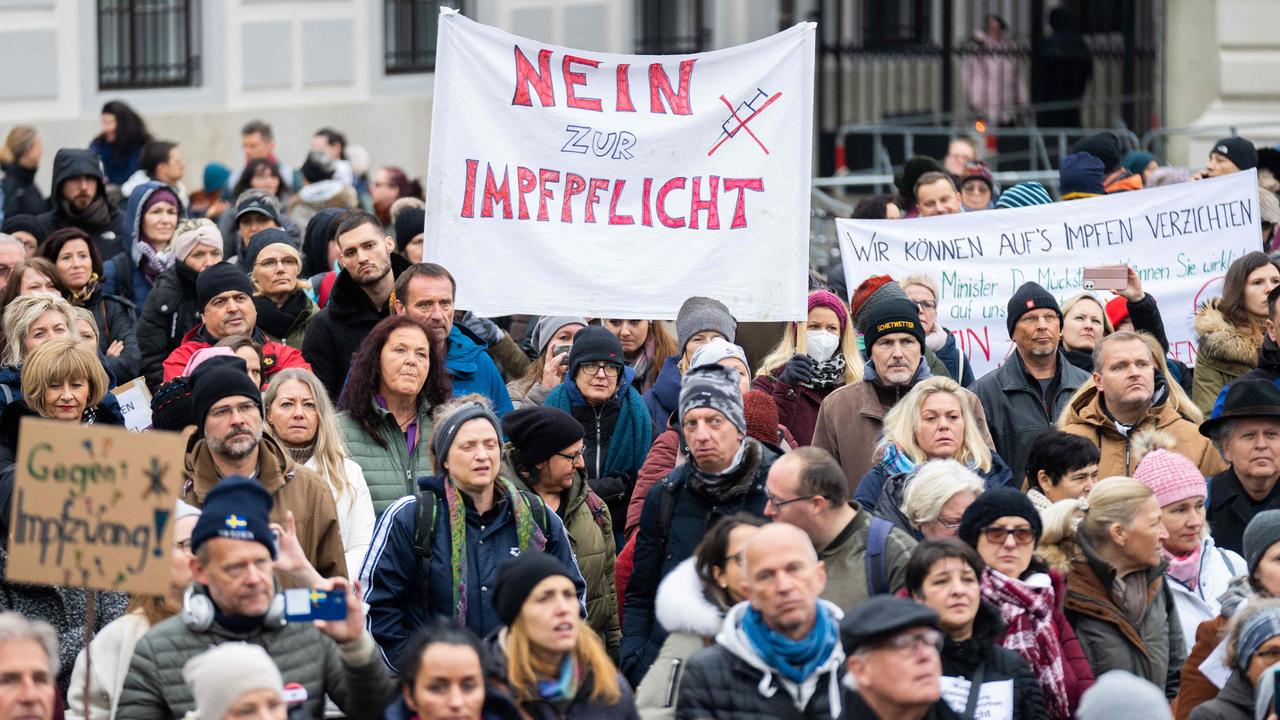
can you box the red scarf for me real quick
[981,568,1071,720]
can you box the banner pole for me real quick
[83,588,95,720]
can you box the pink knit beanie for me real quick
[1132,448,1207,507]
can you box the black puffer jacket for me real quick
[303,253,412,399]
[940,602,1047,720]
[79,284,139,380]
[676,601,846,720]
[136,262,201,390]
[1,162,48,218]
[483,632,639,720]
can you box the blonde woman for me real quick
[1059,292,1113,372]
[485,552,635,719]
[243,228,315,348]
[752,290,863,445]
[1050,477,1185,697]
[895,459,985,540]
[265,367,374,573]
[1,125,47,218]
[855,375,1011,513]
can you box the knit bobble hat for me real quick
[492,552,575,626]
[1005,282,1061,336]
[184,643,284,720]
[1245,510,1280,576]
[566,325,624,380]
[502,406,585,466]
[959,161,995,192]
[196,262,253,310]
[1132,449,1207,509]
[957,487,1043,549]
[994,182,1053,209]
[675,296,736,352]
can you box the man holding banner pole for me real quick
[970,282,1090,484]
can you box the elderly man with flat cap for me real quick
[1203,380,1280,554]
[841,595,959,720]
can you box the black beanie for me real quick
[1212,136,1258,172]
[241,227,298,271]
[394,207,426,254]
[197,262,254,310]
[191,356,262,433]
[492,552,574,626]
[957,487,1043,549]
[502,406,585,466]
[191,475,277,558]
[151,377,194,432]
[1005,282,1061,335]
[860,296,926,350]
[567,325,624,379]
[1072,131,1122,173]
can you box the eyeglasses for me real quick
[578,361,621,378]
[208,401,260,420]
[875,629,944,657]
[913,300,937,311]
[255,256,299,271]
[556,449,585,462]
[765,490,819,508]
[982,525,1036,545]
[933,517,963,531]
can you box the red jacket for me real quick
[162,324,310,384]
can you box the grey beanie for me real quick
[852,280,910,335]
[679,364,745,433]
[531,316,587,356]
[1076,671,1171,720]
[1245,510,1280,575]
[676,296,736,352]
[183,643,284,720]
[432,400,502,475]
[1257,660,1280,720]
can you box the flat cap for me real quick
[839,595,939,654]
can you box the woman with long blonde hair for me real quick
[753,290,863,445]
[264,367,374,573]
[485,552,634,720]
[854,375,1011,514]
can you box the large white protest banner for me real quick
[837,170,1261,377]
[424,10,814,321]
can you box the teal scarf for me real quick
[741,603,838,684]
[545,371,651,476]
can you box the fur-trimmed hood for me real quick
[654,558,724,637]
[1195,298,1261,369]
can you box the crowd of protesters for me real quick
[4,101,1280,720]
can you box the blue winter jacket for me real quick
[854,449,1016,512]
[0,363,126,425]
[932,330,976,387]
[359,475,585,672]
[641,356,681,437]
[103,181,185,310]
[446,325,514,418]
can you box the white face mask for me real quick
[805,330,840,363]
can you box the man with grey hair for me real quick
[1202,380,1280,553]
[622,364,774,685]
[1059,330,1225,477]
[764,446,916,608]
[0,612,58,720]
[0,234,25,287]
[677,523,846,720]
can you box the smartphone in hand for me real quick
[1082,265,1128,292]
[553,344,573,366]
[283,587,347,622]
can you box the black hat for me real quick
[502,407,585,466]
[394,207,426,254]
[840,596,940,654]
[190,475,276,558]
[1200,380,1280,438]
[1005,282,1061,335]
[241,228,298,272]
[191,355,262,433]
[1211,137,1258,172]
[896,156,945,204]
[957,487,1043,548]
[567,326,624,379]
[197,262,254,310]
[1,214,44,245]
[492,552,574,626]
[235,193,282,224]
[1073,131,1123,173]
[859,296,926,350]
[151,377,194,432]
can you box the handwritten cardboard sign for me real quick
[837,169,1262,376]
[424,10,815,321]
[5,418,186,594]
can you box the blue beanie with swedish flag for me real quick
[190,476,276,558]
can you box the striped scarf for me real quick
[443,476,547,621]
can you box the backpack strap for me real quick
[653,479,678,563]
[865,516,893,597]
[412,490,438,603]
[584,490,609,531]
[0,384,12,406]
[517,490,551,537]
